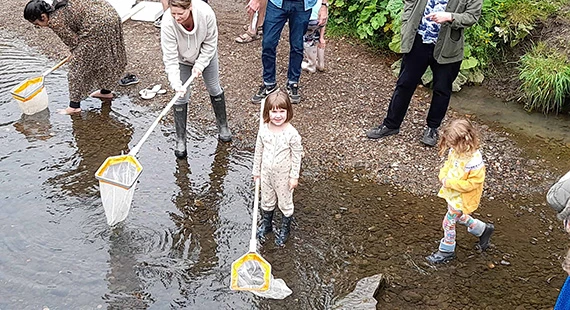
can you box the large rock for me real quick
[332,274,386,310]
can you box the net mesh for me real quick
[96,155,142,226]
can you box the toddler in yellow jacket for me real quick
[426,119,495,264]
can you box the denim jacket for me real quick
[400,0,482,64]
[269,0,317,11]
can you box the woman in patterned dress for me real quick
[24,0,127,114]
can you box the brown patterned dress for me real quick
[48,0,127,102]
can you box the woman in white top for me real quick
[161,0,231,159]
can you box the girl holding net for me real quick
[253,90,303,247]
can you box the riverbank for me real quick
[2,1,568,198]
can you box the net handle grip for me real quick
[129,74,196,156]
[249,178,261,253]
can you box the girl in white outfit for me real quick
[253,90,303,247]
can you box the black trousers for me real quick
[383,34,461,129]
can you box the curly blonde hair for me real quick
[437,118,480,157]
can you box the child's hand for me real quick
[441,177,448,187]
[289,178,298,190]
[318,40,326,49]
[425,12,453,23]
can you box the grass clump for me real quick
[518,42,570,113]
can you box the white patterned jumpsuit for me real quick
[252,123,303,217]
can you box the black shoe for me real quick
[251,84,277,104]
[286,83,300,104]
[119,73,139,86]
[366,124,399,139]
[421,127,438,147]
[426,250,455,264]
[477,223,495,251]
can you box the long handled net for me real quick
[230,96,292,299]
[11,56,70,115]
[95,75,196,226]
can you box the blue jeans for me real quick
[262,0,311,85]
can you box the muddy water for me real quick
[0,36,568,310]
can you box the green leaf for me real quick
[460,57,479,70]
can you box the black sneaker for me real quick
[426,250,455,264]
[421,126,439,147]
[476,223,495,251]
[366,124,399,139]
[286,83,300,104]
[118,73,139,86]
[251,84,277,104]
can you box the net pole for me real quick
[249,179,261,252]
[129,74,196,156]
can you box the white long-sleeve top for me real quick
[252,123,303,179]
[160,0,218,90]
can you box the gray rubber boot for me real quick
[173,103,188,159]
[210,92,232,142]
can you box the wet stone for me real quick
[332,274,386,310]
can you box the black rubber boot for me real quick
[477,223,495,251]
[275,216,292,247]
[256,210,274,243]
[173,103,188,159]
[210,92,232,142]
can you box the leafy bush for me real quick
[518,42,570,113]
[329,0,562,81]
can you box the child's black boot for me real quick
[256,210,274,243]
[477,223,495,251]
[426,250,455,264]
[275,216,292,247]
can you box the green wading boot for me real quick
[173,103,188,159]
[256,210,274,243]
[210,92,232,142]
[275,216,292,247]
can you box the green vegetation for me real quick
[519,42,570,113]
[328,0,569,113]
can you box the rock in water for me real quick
[332,274,386,310]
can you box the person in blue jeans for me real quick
[248,0,328,104]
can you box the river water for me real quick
[1,36,569,309]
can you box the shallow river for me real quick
[0,35,569,309]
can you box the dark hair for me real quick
[24,0,67,22]
[263,90,293,123]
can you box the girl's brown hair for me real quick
[169,0,192,9]
[263,90,293,123]
[437,118,480,157]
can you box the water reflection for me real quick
[105,226,151,309]
[13,108,53,141]
[45,103,133,197]
[169,141,230,275]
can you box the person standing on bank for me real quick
[24,0,128,115]
[366,0,482,146]
[161,0,232,159]
[247,0,329,105]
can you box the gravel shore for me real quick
[2,0,568,199]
